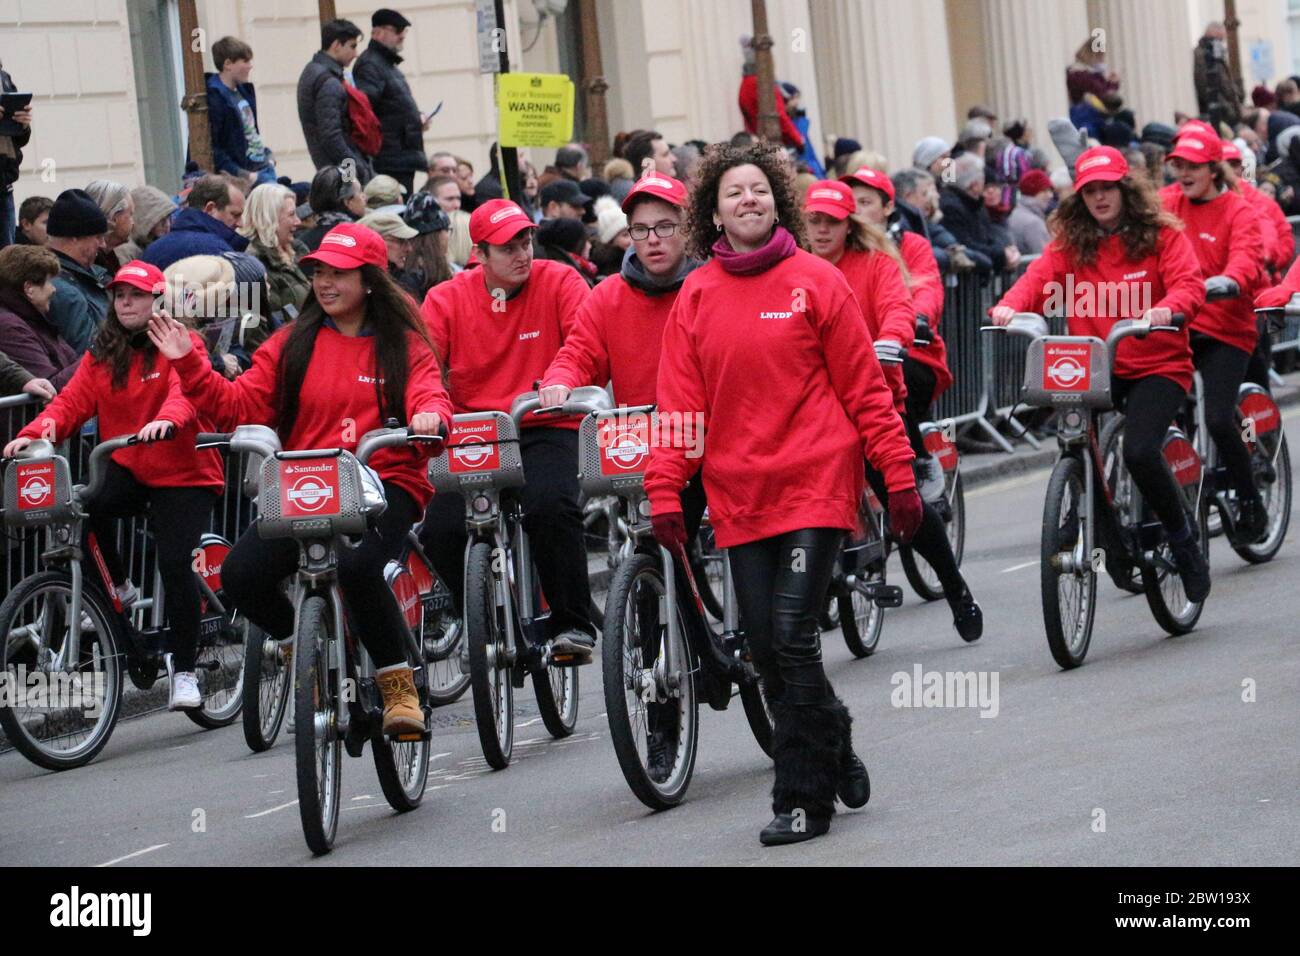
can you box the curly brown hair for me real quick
[1048,174,1182,266]
[684,141,806,260]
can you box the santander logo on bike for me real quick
[279,460,341,517]
[598,419,650,475]
[16,462,55,511]
[448,420,501,473]
[1043,343,1091,392]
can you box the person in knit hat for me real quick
[115,185,177,266]
[44,188,111,355]
[589,196,629,278]
[1007,168,1052,254]
[912,136,951,178]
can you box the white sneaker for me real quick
[917,455,946,503]
[169,671,202,711]
[114,580,139,609]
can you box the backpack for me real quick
[344,80,383,157]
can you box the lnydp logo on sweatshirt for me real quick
[758,310,793,320]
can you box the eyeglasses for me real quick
[627,222,679,240]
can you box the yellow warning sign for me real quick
[497,72,575,148]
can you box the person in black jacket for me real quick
[0,59,34,249]
[205,36,276,186]
[296,19,373,183]
[938,154,1020,272]
[353,9,427,195]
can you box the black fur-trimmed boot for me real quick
[835,699,870,809]
[760,699,842,846]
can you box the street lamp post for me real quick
[177,0,212,172]
[576,0,610,168]
[750,0,781,144]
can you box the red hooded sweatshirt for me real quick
[19,331,224,491]
[422,259,589,429]
[1160,184,1262,354]
[646,249,915,548]
[995,227,1202,391]
[833,248,914,411]
[898,231,954,399]
[1239,180,1294,276]
[169,324,451,509]
[540,271,680,407]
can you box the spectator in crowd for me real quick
[428,151,457,181]
[222,249,278,355]
[446,207,472,268]
[297,18,373,183]
[578,177,611,223]
[142,174,248,270]
[1245,106,1300,163]
[671,143,704,191]
[206,35,276,186]
[736,36,803,149]
[84,180,134,273]
[0,244,79,388]
[1066,36,1120,107]
[828,137,863,177]
[239,182,309,321]
[353,8,427,194]
[455,156,477,211]
[1269,125,1300,215]
[401,190,453,298]
[115,186,177,265]
[534,215,596,286]
[892,166,974,273]
[0,349,54,400]
[15,196,52,246]
[623,130,676,178]
[522,161,542,221]
[603,158,637,204]
[1007,168,1052,254]
[539,179,590,221]
[590,196,630,278]
[162,255,250,377]
[544,144,590,186]
[297,164,365,256]
[939,154,1019,271]
[425,175,461,214]
[1194,22,1244,129]
[364,173,408,214]
[44,189,110,354]
[912,136,951,180]
[955,119,993,159]
[357,210,419,293]
[472,142,524,204]
[0,57,32,248]
[781,82,825,177]
[1049,166,1074,202]
[1274,77,1300,113]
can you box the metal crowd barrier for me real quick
[1,393,256,603]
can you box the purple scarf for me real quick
[712,225,797,275]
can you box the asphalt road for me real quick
[3,415,1297,867]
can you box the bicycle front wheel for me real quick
[294,594,341,856]
[838,570,884,659]
[465,541,513,769]
[0,571,124,770]
[1143,495,1208,636]
[1041,457,1097,669]
[372,626,430,812]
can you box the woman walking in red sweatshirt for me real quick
[148,223,452,734]
[6,261,223,711]
[1160,131,1269,543]
[646,143,923,846]
[993,146,1209,598]
[807,175,982,641]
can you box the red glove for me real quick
[651,511,687,551]
[888,488,923,544]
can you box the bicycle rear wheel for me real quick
[465,541,513,769]
[186,606,245,730]
[1099,415,1145,595]
[602,553,699,810]
[1041,457,1097,669]
[1233,432,1291,564]
[0,571,123,770]
[900,471,966,602]
[739,673,774,758]
[1144,495,1208,635]
[838,572,883,658]
[294,594,341,856]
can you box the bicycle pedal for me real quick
[387,728,431,743]
[872,585,905,608]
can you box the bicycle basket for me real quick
[3,454,75,527]
[427,412,524,493]
[255,450,371,539]
[579,409,653,495]
[1022,336,1112,408]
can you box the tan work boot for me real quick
[376,665,424,736]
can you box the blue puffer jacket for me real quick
[140,207,249,270]
[204,72,266,176]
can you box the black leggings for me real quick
[222,481,418,669]
[1245,329,1272,390]
[420,427,594,639]
[86,461,217,672]
[903,358,937,458]
[864,462,966,603]
[1190,332,1255,498]
[729,527,843,707]
[1110,375,1189,532]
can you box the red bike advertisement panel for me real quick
[447,420,501,474]
[279,459,342,518]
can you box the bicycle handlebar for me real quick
[511,385,614,425]
[79,433,160,504]
[355,426,446,465]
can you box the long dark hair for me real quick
[93,293,185,390]
[684,141,807,260]
[1049,174,1181,266]
[271,263,433,443]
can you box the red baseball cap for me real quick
[1073,146,1129,188]
[839,166,895,203]
[803,180,856,220]
[1219,140,1242,162]
[1177,119,1218,142]
[108,260,165,294]
[469,199,535,245]
[300,222,388,270]
[1168,132,1223,164]
[621,173,688,213]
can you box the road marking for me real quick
[516,717,544,728]
[96,843,169,867]
[351,794,373,801]
[430,752,452,761]
[1001,560,1038,573]
[244,799,298,818]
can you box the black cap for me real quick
[47,188,109,238]
[539,179,590,210]
[372,8,411,29]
